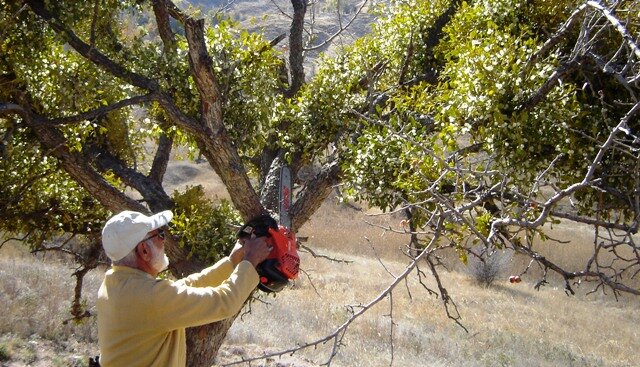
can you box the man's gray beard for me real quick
[149,244,169,272]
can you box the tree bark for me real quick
[185,318,235,367]
[286,0,307,98]
[183,17,265,219]
[26,116,146,213]
[291,160,341,231]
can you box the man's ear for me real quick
[137,242,152,260]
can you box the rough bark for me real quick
[291,160,341,231]
[183,17,265,218]
[25,115,146,213]
[185,318,235,367]
[286,0,307,98]
[260,153,286,214]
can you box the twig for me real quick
[0,232,32,249]
[299,268,321,297]
[388,292,395,367]
[223,228,443,366]
[304,0,370,52]
[365,236,396,278]
[489,101,640,242]
[299,244,353,263]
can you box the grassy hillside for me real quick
[1,181,639,366]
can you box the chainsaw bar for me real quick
[279,165,292,229]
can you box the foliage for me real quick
[337,0,639,295]
[0,343,9,362]
[205,17,285,161]
[0,129,108,247]
[1,0,639,364]
[170,186,242,264]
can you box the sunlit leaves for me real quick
[203,17,283,160]
[0,126,107,244]
[338,0,638,248]
[170,185,242,264]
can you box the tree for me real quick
[339,0,640,297]
[1,0,639,365]
[220,0,640,364]
[0,0,373,364]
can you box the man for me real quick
[97,210,271,367]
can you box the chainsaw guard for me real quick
[256,259,289,293]
[237,215,300,293]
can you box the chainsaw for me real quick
[236,166,300,293]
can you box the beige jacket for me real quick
[97,258,258,367]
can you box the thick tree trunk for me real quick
[18,2,335,366]
[185,318,235,367]
[184,17,265,219]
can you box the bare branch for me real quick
[522,3,589,78]
[0,232,32,250]
[489,101,640,242]
[304,0,370,52]
[586,1,640,60]
[223,228,444,366]
[48,94,157,125]
[299,244,353,264]
[269,0,292,21]
[211,0,238,18]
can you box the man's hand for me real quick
[229,241,246,266]
[241,236,272,267]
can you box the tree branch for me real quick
[19,104,147,213]
[290,160,341,231]
[223,229,445,366]
[286,0,306,97]
[152,0,177,52]
[304,0,370,52]
[48,93,157,125]
[586,1,640,61]
[490,101,640,241]
[24,0,159,91]
[182,16,265,219]
[521,3,589,78]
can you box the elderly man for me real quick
[96,210,271,367]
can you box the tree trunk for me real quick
[17,2,334,366]
[186,318,235,367]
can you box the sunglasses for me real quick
[143,229,165,242]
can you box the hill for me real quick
[1,159,638,366]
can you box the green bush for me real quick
[0,342,10,361]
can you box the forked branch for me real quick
[223,230,449,366]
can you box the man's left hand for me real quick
[229,241,246,266]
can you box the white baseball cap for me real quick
[101,210,173,261]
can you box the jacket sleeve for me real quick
[140,260,259,331]
[175,257,235,288]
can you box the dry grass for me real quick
[0,241,101,366]
[223,248,639,367]
[217,198,640,367]
[1,165,639,366]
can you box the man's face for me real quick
[146,229,169,272]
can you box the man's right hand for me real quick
[242,236,272,267]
